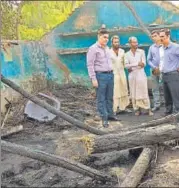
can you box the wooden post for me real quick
[1,140,114,182]
[120,147,153,187]
[88,150,129,167]
[1,75,107,135]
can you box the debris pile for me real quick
[1,75,179,187]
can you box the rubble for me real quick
[1,77,179,187]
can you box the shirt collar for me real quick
[154,43,161,48]
[96,42,107,49]
[130,48,140,53]
[164,42,173,49]
[111,47,120,51]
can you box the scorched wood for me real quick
[1,75,107,136]
[82,124,179,154]
[1,140,114,182]
[120,147,153,187]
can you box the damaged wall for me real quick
[1,1,179,83]
[52,1,179,81]
[1,1,179,112]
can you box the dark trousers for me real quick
[162,71,179,114]
[151,74,161,108]
[96,72,114,121]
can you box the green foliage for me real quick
[1,1,18,40]
[1,1,84,40]
[19,1,84,40]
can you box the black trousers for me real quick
[162,71,179,114]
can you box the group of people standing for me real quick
[87,26,179,128]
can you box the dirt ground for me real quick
[1,83,179,187]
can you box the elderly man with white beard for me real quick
[124,36,153,116]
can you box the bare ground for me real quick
[1,83,179,187]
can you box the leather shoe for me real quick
[151,106,160,112]
[108,116,121,121]
[102,120,109,128]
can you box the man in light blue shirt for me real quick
[147,29,162,112]
[159,28,179,117]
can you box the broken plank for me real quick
[1,75,107,136]
[1,140,114,182]
[81,124,179,154]
[1,125,23,138]
[120,147,153,187]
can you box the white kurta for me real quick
[110,48,130,111]
[124,49,150,111]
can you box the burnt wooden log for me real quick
[87,150,129,167]
[140,113,179,127]
[120,147,154,187]
[81,124,179,154]
[119,113,179,132]
[1,75,107,135]
[1,140,114,182]
[1,125,23,138]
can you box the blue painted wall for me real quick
[55,29,179,49]
[1,51,21,78]
[53,1,179,34]
[1,42,48,81]
[52,1,179,82]
[1,1,179,85]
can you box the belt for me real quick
[95,70,113,74]
[162,70,179,75]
